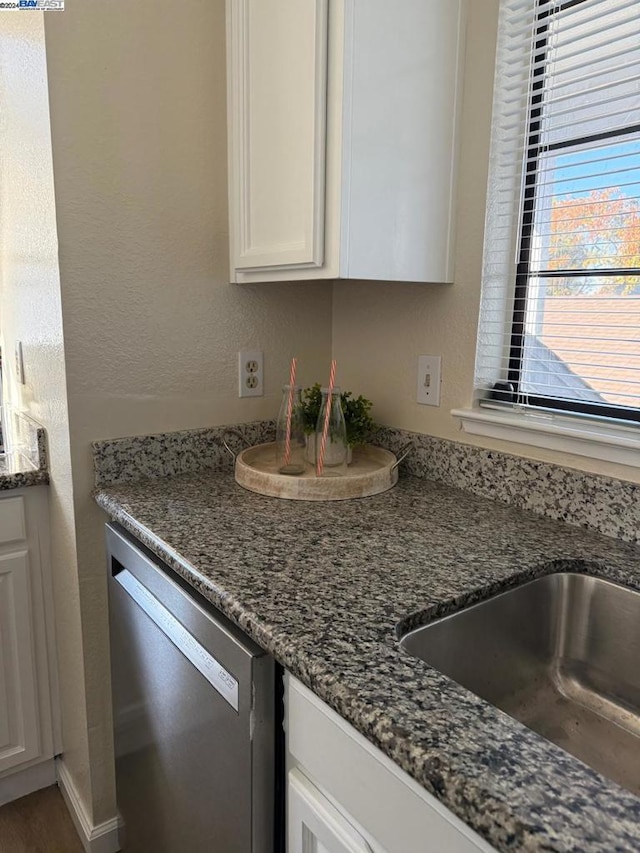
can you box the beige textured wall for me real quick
[332,0,640,485]
[0,11,92,814]
[40,0,332,824]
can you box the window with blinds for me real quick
[476,0,640,425]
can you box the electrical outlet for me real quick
[417,355,441,406]
[15,341,25,385]
[238,350,264,398]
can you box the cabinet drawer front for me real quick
[0,497,26,544]
[288,677,494,853]
[227,0,328,274]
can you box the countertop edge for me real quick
[0,468,50,490]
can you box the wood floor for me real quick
[0,786,84,853]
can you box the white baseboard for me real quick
[56,759,120,853]
[0,758,57,807]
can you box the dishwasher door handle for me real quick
[114,566,240,712]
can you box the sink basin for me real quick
[400,572,640,795]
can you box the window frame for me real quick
[507,0,640,425]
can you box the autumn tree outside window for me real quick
[475,0,640,426]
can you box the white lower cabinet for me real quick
[0,488,58,804]
[0,549,41,773]
[286,674,496,853]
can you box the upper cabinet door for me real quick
[227,0,329,274]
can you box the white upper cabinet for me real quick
[226,0,466,284]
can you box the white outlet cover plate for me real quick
[417,355,441,406]
[238,350,264,398]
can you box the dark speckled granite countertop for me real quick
[95,472,640,852]
[0,452,49,489]
[0,411,49,489]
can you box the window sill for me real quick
[451,406,640,469]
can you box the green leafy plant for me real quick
[340,391,375,447]
[301,383,324,434]
[301,383,375,447]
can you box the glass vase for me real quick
[315,387,348,476]
[275,385,307,475]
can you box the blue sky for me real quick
[551,138,640,200]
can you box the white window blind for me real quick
[476,0,640,425]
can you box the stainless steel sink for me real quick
[400,572,640,795]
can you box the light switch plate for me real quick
[417,355,441,406]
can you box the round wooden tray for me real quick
[234,443,399,501]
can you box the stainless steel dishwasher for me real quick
[106,523,276,853]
